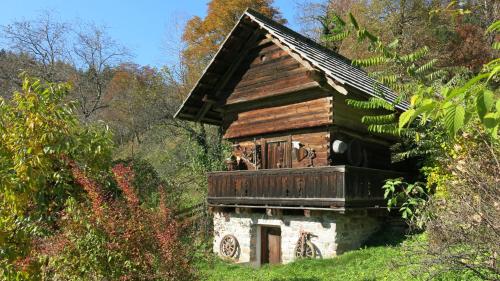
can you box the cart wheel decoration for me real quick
[220,234,239,258]
[294,232,316,258]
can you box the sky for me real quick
[0,0,320,68]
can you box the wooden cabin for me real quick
[175,9,410,266]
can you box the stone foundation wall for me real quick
[213,210,381,265]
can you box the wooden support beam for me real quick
[235,207,252,214]
[326,76,348,95]
[304,209,311,217]
[266,208,283,217]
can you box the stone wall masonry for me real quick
[212,210,381,265]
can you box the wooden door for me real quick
[261,227,281,265]
[266,141,290,169]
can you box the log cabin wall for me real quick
[221,39,319,105]
[218,38,399,172]
[222,96,332,139]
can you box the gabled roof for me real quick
[175,8,409,125]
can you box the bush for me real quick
[37,161,196,281]
[0,76,113,278]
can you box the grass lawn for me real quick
[197,233,481,281]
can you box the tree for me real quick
[72,23,129,121]
[0,12,128,120]
[181,0,285,84]
[299,0,496,73]
[321,8,499,278]
[1,12,70,83]
[103,64,169,146]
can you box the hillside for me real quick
[199,234,480,281]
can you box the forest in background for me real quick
[0,0,498,280]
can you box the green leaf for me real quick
[444,104,465,136]
[486,20,500,34]
[487,65,500,81]
[399,109,415,128]
[483,113,499,129]
[476,90,494,119]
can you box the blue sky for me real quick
[0,0,319,68]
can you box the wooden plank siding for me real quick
[207,166,406,209]
[222,40,317,105]
[223,97,332,139]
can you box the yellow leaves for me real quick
[181,0,284,76]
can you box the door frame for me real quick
[257,225,282,265]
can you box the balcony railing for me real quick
[207,166,406,209]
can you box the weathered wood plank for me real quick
[207,166,406,208]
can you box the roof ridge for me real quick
[245,8,354,67]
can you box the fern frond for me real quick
[425,69,447,81]
[387,39,399,49]
[367,71,385,79]
[486,20,500,34]
[362,113,396,125]
[346,97,395,111]
[367,124,401,136]
[399,47,429,63]
[378,75,398,85]
[322,31,350,42]
[492,42,500,50]
[357,29,378,42]
[353,56,388,67]
[415,59,437,75]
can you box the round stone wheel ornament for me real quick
[219,234,239,259]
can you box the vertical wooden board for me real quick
[319,173,328,198]
[263,174,270,197]
[243,176,249,197]
[294,174,303,198]
[216,175,222,197]
[220,174,227,197]
[281,174,289,197]
[261,227,269,264]
[287,135,292,168]
[268,231,281,264]
[274,173,282,197]
[261,138,267,169]
[336,172,344,198]
[313,172,321,198]
[249,174,257,197]
[256,173,263,197]
[305,172,312,198]
[234,177,241,197]
[208,175,213,197]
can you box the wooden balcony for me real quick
[207,166,406,210]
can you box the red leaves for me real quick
[112,164,139,208]
[66,157,105,219]
[65,158,194,280]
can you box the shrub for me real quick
[37,161,196,281]
[0,76,113,278]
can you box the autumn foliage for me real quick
[36,160,196,280]
[181,0,285,83]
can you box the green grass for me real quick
[197,233,481,281]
